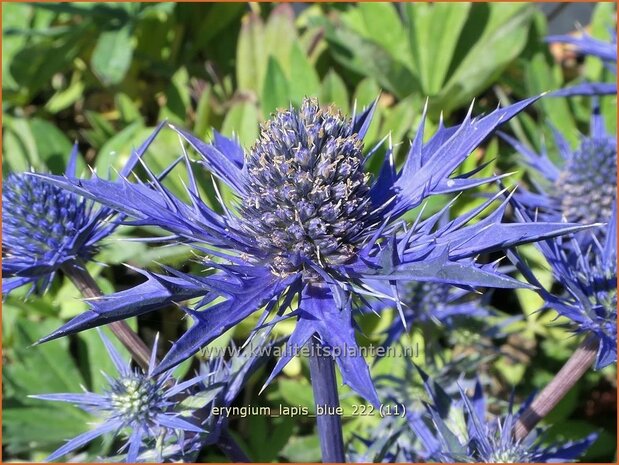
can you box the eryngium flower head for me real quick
[546,29,617,96]
[2,127,164,296]
[34,96,590,405]
[502,106,616,233]
[2,172,96,292]
[242,101,375,273]
[509,207,617,369]
[409,371,597,463]
[32,331,204,462]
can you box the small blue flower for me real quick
[2,124,166,296]
[509,206,617,369]
[34,97,590,404]
[546,29,617,96]
[409,370,597,462]
[501,106,616,230]
[31,330,205,462]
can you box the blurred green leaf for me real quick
[263,4,297,76]
[405,3,472,95]
[281,434,322,462]
[91,24,134,86]
[436,3,534,115]
[262,57,290,115]
[288,42,321,105]
[236,11,266,95]
[221,100,259,148]
[320,69,349,113]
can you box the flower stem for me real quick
[513,333,599,440]
[61,260,151,370]
[309,337,346,463]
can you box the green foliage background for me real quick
[2,2,617,462]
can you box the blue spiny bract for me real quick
[32,96,592,404]
[32,331,204,462]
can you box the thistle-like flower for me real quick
[501,106,616,232]
[33,97,589,404]
[2,125,164,296]
[32,331,204,462]
[409,371,597,463]
[546,29,617,96]
[509,206,617,369]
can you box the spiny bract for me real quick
[32,96,590,405]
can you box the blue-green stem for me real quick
[309,337,346,463]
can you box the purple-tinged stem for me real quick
[309,337,346,463]
[514,333,599,440]
[61,260,151,370]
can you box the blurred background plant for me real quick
[2,2,616,462]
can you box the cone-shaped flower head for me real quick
[242,100,374,274]
[33,96,592,405]
[555,135,616,225]
[2,172,97,292]
[32,331,204,462]
[509,207,617,369]
[409,371,597,462]
[502,106,616,236]
[2,126,165,296]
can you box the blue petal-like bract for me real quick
[32,96,594,403]
[32,331,206,462]
[409,372,597,462]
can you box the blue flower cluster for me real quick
[4,26,615,462]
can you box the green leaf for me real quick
[525,52,579,146]
[91,24,134,86]
[44,73,85,114]
[436,3,534,116]
[236,12,266,94]
[278,378,315,409]
[320,70,349,113]
[94,121,144,175]
[263,4,297,75]
[353,77,380,109]
[4,318,86,396]
[194,84,213,138]
[322,21,419,99]
[159,67,191,124]
[404,3,471,95]
[262,57,291,115]
[288,42,321,105]
[221,100,259,148]
[28,118,75,174]
[281,435,322,462]
[356,3,407,59]
[192,3,245,46]
[2,3,34,92]
[115,92,142,125]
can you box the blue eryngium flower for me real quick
[501,106,616,229]
[546,29,617,96]
[509,207,617,369]
[34,97,589,404]
[32,331,204,462]
[409,371,597,462]
[2,125,165,296]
